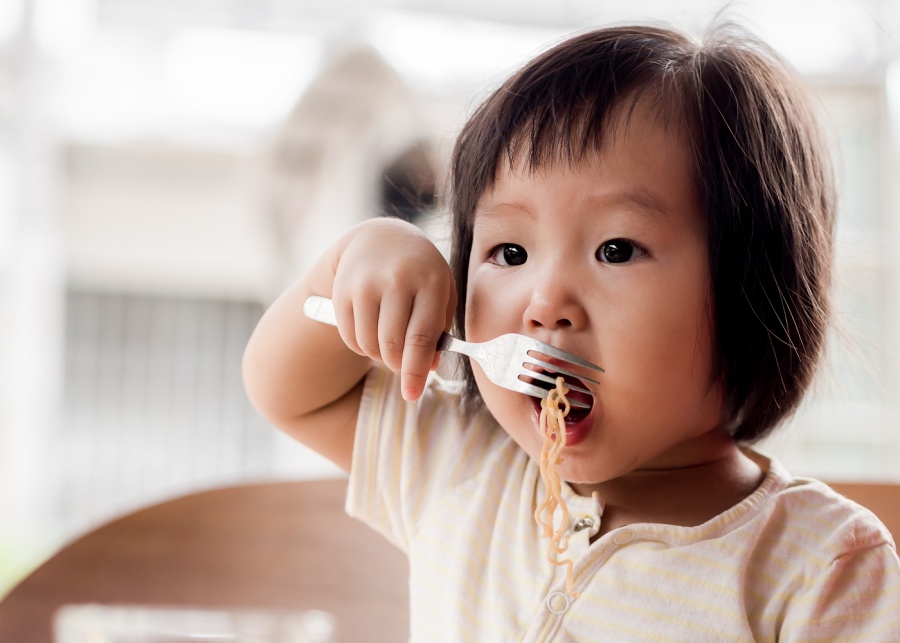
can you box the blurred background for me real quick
[1,0,899,596]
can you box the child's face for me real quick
[465,101,726,489]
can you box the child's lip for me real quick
[531,395,595,447]
[521,357,599,447]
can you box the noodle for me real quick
[533,376,578,597]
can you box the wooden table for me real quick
[0,478,409,643]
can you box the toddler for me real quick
[244,23,900,641]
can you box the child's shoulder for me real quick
[749,449,895,556]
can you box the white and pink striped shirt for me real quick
[347,366,900,642]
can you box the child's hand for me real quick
[331,218,456,402]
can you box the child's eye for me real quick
[596,239,645,264]
[488,243,528,266]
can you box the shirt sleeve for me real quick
[344,365,502,554]
[780,539,900,641]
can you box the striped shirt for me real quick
[347,366,900,642]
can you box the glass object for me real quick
[54,604,334,643]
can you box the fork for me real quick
[303,295,603,409]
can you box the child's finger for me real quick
[332,296,363,356]
[350,298,381,361]
[400,293,446,401]
[377,294,413,373]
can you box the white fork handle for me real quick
[304,295,457,351]
[303,295,338,326]
[307,296,481,366]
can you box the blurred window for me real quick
[59,290,273,535]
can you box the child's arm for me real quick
[242,217,456,471]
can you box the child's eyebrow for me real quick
[474,188,670,222]
[473,202,533,221]
[574,189,671,221]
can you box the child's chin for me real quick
[556,460,609,488]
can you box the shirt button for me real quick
[573,516,594,532]
[546,591,572,614]
[613,529,635,545]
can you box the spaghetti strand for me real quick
[533,376,578,597]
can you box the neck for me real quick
[571,435,764,537]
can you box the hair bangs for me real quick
[502,83,676,177]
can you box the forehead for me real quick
[503,88,686,172]
[474,99,699,221]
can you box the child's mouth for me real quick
[523,369,595,446]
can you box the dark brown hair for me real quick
[448,24,835,443]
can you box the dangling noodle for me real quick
[533,376,578,598]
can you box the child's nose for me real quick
[522,282,587,332]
